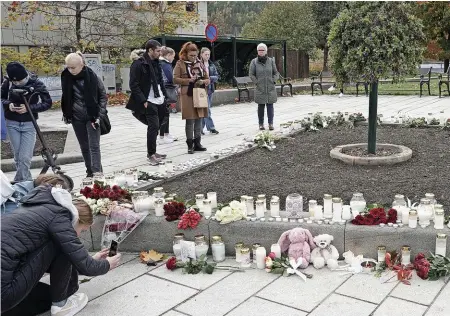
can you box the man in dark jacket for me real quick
[61,52,108,177]
[126,40,168,166]
[1,62,52,181]
[1,185,121,316]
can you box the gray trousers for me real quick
[72,120,102,174]
[185,118,202,140]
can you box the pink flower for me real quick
[268,252,276,259]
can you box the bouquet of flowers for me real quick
[265,252,312,280]
[351,208,397,225]
[214,200,246,224]
[253,131,278,151]
[80,182,130,201]
[177,209,202,230]
[164,201,186,222]
[80,196,111,215]
[101,206,148,249]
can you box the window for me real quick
[186,1,196,12]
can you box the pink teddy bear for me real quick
[278,227,316,269]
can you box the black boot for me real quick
[186,139,194,154]
[194,137,207,152]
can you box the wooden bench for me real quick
[233,76,253,102]
[276,75,293,96]
[438,67,449,98]
[311,71,368,97]
[379,67,433,97]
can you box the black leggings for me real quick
[1,242,79,315]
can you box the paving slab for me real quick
[425,281,450,316]
[390,273,447,306]
[373,297,428,316]
[335,273,398,304]
[77,274,198,316]
[309,293,377,316]
[227,296,307,316]
[176,268,278,316]
[257,265,350,312]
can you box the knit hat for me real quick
[257,43,268,52]
[6,62,28,81]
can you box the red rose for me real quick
[83,186,92,193]
[112,185,120,192]
[415,253,426,261]
[268,252,276,259]
[416,265,430,279]
[166,257,178,270]
[93,183,100,190]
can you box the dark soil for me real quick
[159,126,450,211]
[341,146,401,157]
[1,130,67,159]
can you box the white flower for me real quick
[229,200,242,210]
[221,206,232,216]
[265,257,273,268]
[215,210,224,221]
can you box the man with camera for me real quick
[1,62,52,181]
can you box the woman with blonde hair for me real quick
[1,185,121,316]
[173,42,210,154]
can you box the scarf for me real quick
[184,59,205,97]
[61,66,99,122]
[258,55,268,64]
[143,53,161,98]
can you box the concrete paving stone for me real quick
[373,297,428,316]
[227,296,307,316]
[209,216,345,257]
[258,265,350,312]
[344,224,450,260]
[149,259,232,290]
[390,273,447,306]
[425,281,450,316]
[308,293,377,316]
[79,258,160,300]
[176,267,278,316]
[77,274,197,316]
[335,273,398,304]
[162,311,188,316]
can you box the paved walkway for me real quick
[3,94,448,188]
[39,254,450,316]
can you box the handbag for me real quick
[165,84,178,104]
[99,107,111,135]
[193,87,208,108]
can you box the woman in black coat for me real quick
[1,185,121,316]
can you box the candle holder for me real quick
[286,193,303,218]
[207,192,217,209]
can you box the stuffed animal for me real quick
[310,234,340,270]
[278,227,316,269]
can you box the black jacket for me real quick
[1,185,110,287]
[1,74,52,122]
[126,50,167,113]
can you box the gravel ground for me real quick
[160,126,450,211]
[1,131,67,159]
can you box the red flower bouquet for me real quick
[166,257,178,271]
[414,253,430,280]
[177,209,202,230]
[351,208,397,225]
[164,202,186,222]
[80,183,130,201]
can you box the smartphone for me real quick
[108,240,118,257]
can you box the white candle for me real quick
[314,205,323,220]
[154,199,164,216]
[332,198,342,222]
[401,246,411,265]
[173,244,181,260]
[256,247,266,269]
[255,200,265,218]
[212,243,225,262]
[271,244,281,258]
[195,244,209,259]
[436,234,447,256]
[246,197,255,215]
[308,200,317,218]
[270,200,280,217]
[166,160,174,173]
[323,194,333,219]
[434,209,445,230]
[207,192,217,209]
[342,205,351,220]
[401,206,410,225]
[202,199,212,217]
[409,210,417,228]
[158,161,166,175]
[258,194,267,212]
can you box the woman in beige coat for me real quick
[173,42,210,154]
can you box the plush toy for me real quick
[278,227,316,269]
[310,234,340,269]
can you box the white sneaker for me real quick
[158,137,174,145]
[51,293,88,316]
[166,134,178,141]
[339,92,344,97]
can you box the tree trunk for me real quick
[323,45,329,71]
[444,59,449,73]
[75,2,82,50]
[368,82,378,154]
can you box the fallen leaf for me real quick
[140,250,164,263]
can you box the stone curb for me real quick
[1,153,84,172]
[330,143,412,166]
[81,214,450,260]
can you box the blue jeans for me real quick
[6,120,36,182]
[202,94,215,131]
[1,104,7,141]
[258,103,274,125]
